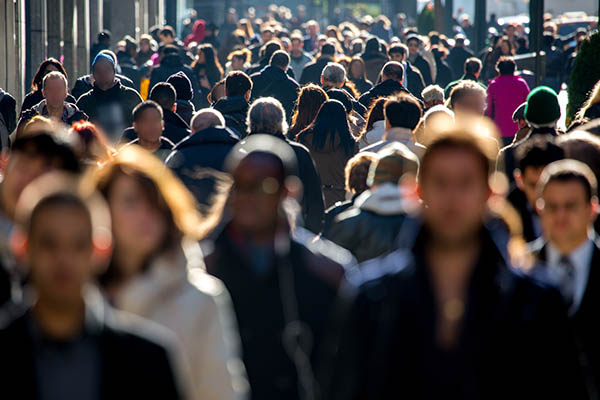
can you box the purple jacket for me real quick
[486,74,530,137]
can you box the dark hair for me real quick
[290,84,328,139]
[97,30,111,42]
[420,135,490,181]
[225,71,252,97]
[388,44,408,57]
[384,95,422,130]
[345,152,376,194]
[364,97,387,133]
[498,35,515,55]
[464,57,482,75]
[382,61,404,81]
[159,26,176,38]
[259,40,282,62]
[515,135,564,172]
[300,100,356,156]
[133,100,163,122]
[321,43,336,56]
[496,56,516,75]
[31,58,68,91]
[326,89,353,115]
[12,131,81,173]
[193,43,223,87]
[29,193,91,238]
[162,44,180,56]
[538,160,597,201]
[270,50,290,69]
[149,82,177,110]
[349,57,368,81]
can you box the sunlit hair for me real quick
[358,97,387,142]
[348,57,368,81]
[68,121,115,164]
[345,152,376,194]
[82,146,224,242]
[31,58,68,91]
[575,80,600,121]
[289,84,328,139]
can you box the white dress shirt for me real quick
[546,239,594,316]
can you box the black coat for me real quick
[406,63,426,100]
[529,238,600,396]
[149,54,203,109]
[412,54,433,86]
[251,66,300,122]
[324,227,587,400]
[358,79,412,109]
[447,46,474,81]
[0,88,17,138]
[299,57,332,86]
[204,226,347,400]
[213,95,249,137]
[20,90,77,113]
[76,81,142,140]
[175,99,195,126]
[71,74,137,101]
[349,78,373,95]
[0,303,184,399]
[507,186,539,243]
[165,126,239,206]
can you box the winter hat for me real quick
[167,72,193,101]
[92,52,116,71]
[512,102,527,122]
[524,86,560,128]
[367,142,419,187]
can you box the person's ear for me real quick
[0,150,11,172]
[172,104,177,112]
[133,121,138,132]
[284,176,302,201]
[514,169,524,190]
[42,89,46,98]
[590,196,599,223]
[92,230,113,275]
[244,90,251,101]
[161,120,165,131]
[320,76,325,86]
[10,227,28,270]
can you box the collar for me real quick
[546,238,594,271]
[385,127,414,142]
[355,183,407,215]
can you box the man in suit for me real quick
[0,174,187,398]
[508,136,564,243]
[324,125,586,399]
[529,159,600,395]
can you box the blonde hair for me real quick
[575,80,600,121]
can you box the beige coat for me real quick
[115,242,248,400]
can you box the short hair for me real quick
[269,50,290,69]
[321,62,346,84]
[11,131,81,173]
[406,34,421,45]
[368,142,420,186]
[42,71,68,90]
[388,43,408,57]
[496,56,516,75]
[133,100,163,122]
[344,152,376,194]
[247,97,288,137]
[27,192,91,238]
[464,57,482,75]
[159,26,176,38]
[421,85,444,104]
[191,109,225,133]
[514,136,564,172]
[449,80,486,109]
[381,61,404,81]
[321,43,336,56]
[384,95,422,130]
[225,71,252,97]
[149,82,177,110]
[537,159,598,202]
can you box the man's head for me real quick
[260,27,274,43]
[159,26,176,44]
[132,101,164,143]
[418,127,496,245]
[454,33,466,47]
[247,97,288,137]
[306,20,319,37]
[525,86,560,129]
[514,136,565,208]
[496,56,516,76]
[368,142,419,187]
[448,80,486,116]
[225,134,298,236]
[1,132,80,219]
[149,82,177,111]
[384,94,422,131]
[421,85,444,109]
[269,50,290,72]
[381,61,404,84]
[464,57,482,79]
[191,109,225,134]
[91,53,116,90]
[406,35,421,56]
[167,71,193,102]
[15,174,111,306]
[42,71,68,108]
[320,43,336,58]
[388,44,408,62]
[321,62,346,88]
[344,152,376,195]
[225,71,252,101]
[98,30,111,46]
[291,33,304,53]
[537,160,598,248]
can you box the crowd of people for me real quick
[1,4,600,399]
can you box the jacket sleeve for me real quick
[296,147,325,234]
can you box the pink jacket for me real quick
[486,74,530,137]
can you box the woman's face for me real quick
[44,64,59,77]
[108,174,168,262]
[500,41,510,55]
[350,62,363,79]
[231,56,245,70]
[197,51,206,64]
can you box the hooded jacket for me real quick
[361,127,426,159]
[251,66,300,121]
[358,79,412,109]
[212,95,249,137]
[71,74,137,101]
[150,54,203,109]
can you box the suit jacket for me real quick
[507,186,539,243]
[0,293,185,399]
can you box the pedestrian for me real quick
[212,71,252,137]
[123,100,175,160]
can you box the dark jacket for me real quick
[116,52,142,92]
[121,109,189,145]
[76,81,143,141]
[204,225,347,400]
[507,186,540,243]
[0,298,184,399]
[16,100,88,138]
[298,128,358,208]
[360,53,389,85]
[125,137,175,161]
[405,63,426,100]
[322,198,355,237]
[324,227,587,400]
[20,90,77,113]
[434,58,454,89]
[358,79,412,109]
[411,53,433,86]
[0,88,17,146]
[299,57,332,86]
[447,46,474,81]
[213,95,249,137]
[175,99,195,126]
[166,126,239,206]
[326,184,407,262]
[528,237,600,396]
[349,78,373,95]
[251,66,300,122]
[149,54,203,109]
[71,74,137,101]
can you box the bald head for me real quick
[191,109,225,134]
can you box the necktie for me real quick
[558,255,576,309]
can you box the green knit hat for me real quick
[524,86,560,128]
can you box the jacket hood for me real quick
[174,126,239,150]
[371,79,407,97]
[259,65,291,81]
[164,108,189,129]
[213,95,249,114]
[160,54,184,68]
[355,183,407,215]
